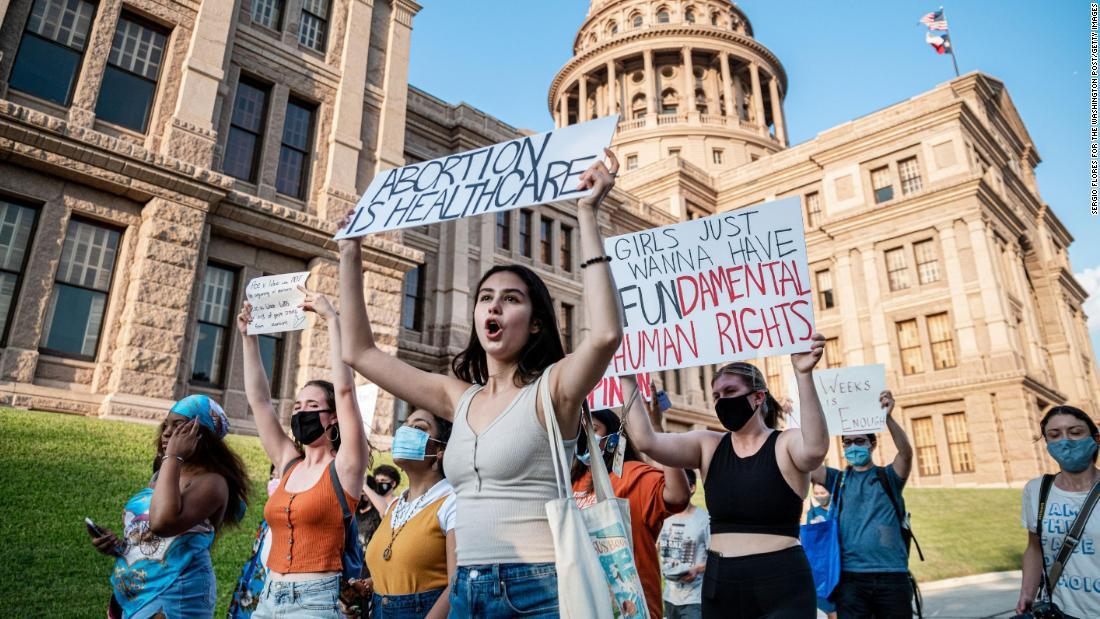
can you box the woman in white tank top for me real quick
[337,151,624,618]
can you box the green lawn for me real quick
[0,408,1023,617]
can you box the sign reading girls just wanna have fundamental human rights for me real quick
[335,116,619,238]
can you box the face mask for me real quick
[715,395,757,432]
[844,444,871,466]
[1047,437,1099,473]
[291,410,328,445]
[376,481,395,495]
[392,426,443,461]
[266,478,280,497]
[577,432,619,466]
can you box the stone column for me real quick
[967,219,1013,362]
[559,93,569,127]
[768,75,786,145]
[66,0,125,128]
[719,53,734,116]
[733,70,745,121]
[682,46,695,113]
[160,0,236,167]
[749,62,766,129]
[606,60,618,116]
[373,0,421,174]
[578,75,589,122]
[859,244,891,365]
[833,252,865,365]
[293,257,341,396]
[100,198,207,418]
[938,224,980,364]
[643,49,656,115]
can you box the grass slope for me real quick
[0,409,1023,616]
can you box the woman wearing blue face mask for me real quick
[364,409,456,619]
[1016,406,1100,619]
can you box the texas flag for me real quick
[926,31,951,55]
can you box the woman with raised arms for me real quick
[339,151,623,618]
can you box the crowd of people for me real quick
[85,151,1100,619]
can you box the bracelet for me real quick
[580,255,612,269]
[162,455,184,464]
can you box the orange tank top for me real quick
[264,459,357,574]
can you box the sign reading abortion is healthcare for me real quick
[605,196,815,376]
[335,116,619,239]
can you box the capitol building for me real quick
[0,0,1095,486]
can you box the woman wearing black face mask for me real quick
[237,289,371,618]
[622,334,829,618]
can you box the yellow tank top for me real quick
[365,495,449,595]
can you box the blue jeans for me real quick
[252,575,342,619]
[372,587,445,618]
[664,601,703,619]
[447,563,558,618]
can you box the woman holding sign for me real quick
[238,289,371,619]
[339,151,623,618]
[622,349,829,618]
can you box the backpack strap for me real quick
[875,466,924,561]
[282,455,304,477]
[329,459,353,521]
[1036,474,1055,599]
[1045,477,1100,598]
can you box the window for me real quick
[656,9,670,23]
[41,219,120,358]
[685,9,696,23]
[298,0,329,52]
[898,156,923,195]
[927,312,957,369]
[712,149,724,165]
[885,247,909,291]
[607,21,618,35]
[912,417,940,476]
[257,333,283,388]
[626,154,639,170]
[519,210,533,258]
[251,0,283,29]
[190,264,236,385]
[560,224,573,271]
[815,269,834,310]
[401,264,426,331]
[631,13,643,28]
[223,78,269,182]
[896,319,923,375]
[495,211,511,250]
[805,192,822,228]
[711,12,720,25]
[540,218,552,263]
[871,166,894,204]
[944,413,975,473]
[276,98,315,199]
[0,200,38,342]
[825,337,842,368]
[661,89,678,114]
[668,148,681,157]
[94,15,167,132]
[9,0,96,106]
[631,93,646,120]
[914,239,940,284]
[560,303,574,352]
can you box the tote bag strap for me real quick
[538,363,572,499]
[581,400,616,503]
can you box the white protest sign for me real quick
[587,373,653,410]
[785,364,887,435]
[605,196,814,376]
[335,115,619,238]
[356,383,379,436]
[246,272,310,335]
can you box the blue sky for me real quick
[408,1,1100,361]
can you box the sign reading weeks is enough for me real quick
[605,196,815,376]
[786,364,888,436]
[246,272,310,336]
[335,115,619,239]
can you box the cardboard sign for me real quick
[785,364,887,435]
[246,272,310,335]
[335,116,619,238]
[587,373,653,410]
[605,196,814,376]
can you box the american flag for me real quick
[919,9,949,31]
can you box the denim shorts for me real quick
[448,562,558,618]
[371,586,445,618]
[130,552,216,619]
[252,574,342,619]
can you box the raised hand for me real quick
[791,332,826,374]
[577,148,620,210]
[337,210,361,252]
[298,286,337,321]
[880,390,895,416]
[164,418,201,461]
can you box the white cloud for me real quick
[1076,266,1100,332]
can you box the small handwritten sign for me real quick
[785,364,887,435]
[246,272,310,335]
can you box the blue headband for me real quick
[169,395,230,439]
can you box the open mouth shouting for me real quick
[485,318,503,341]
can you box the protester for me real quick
[363,409,456,618]
[570,385,691,619]
[1015,405,1100,619]
[339,152,623,618]
[806,481,837,619]
[238,288,371,619]
[621,345,829,618]
[90,395,250,619]
[809,390,914,619]
[227,465,284,618]
[657,469,710,619]
[363,465,401,515]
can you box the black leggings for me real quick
[701,546,816,619]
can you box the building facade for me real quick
[0,0,1096,486]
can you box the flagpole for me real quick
[941,5,961,77]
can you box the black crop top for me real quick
[703,430,803,538]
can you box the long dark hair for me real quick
[451,264,565,387]
[1041,405,1100,463]
[152,427,251,534]
[570,407,642,485]
[303,379,341,454]
[712,362,782,429]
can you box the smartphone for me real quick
[656,390,672,412]
[85,517,105,538]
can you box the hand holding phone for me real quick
[86,517,122,556]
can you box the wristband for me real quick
[580,255,612,269]
[162,455,185,464]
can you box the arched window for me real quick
[631,93,647,119]
[631,12,643,28]
[607,21,618,35]
[656,8,670,24]
[685,8,696,23]
[587,33,597,47]
[711,12,720,26]
[661,88,678,114]
[695,89,708,114]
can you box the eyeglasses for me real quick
[841,437,871,447]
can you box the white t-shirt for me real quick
[385,478,457,533]
[1021,476,1100,618]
